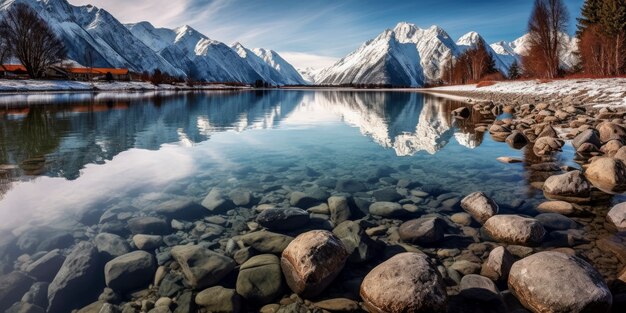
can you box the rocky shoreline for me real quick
[2,90,626,313]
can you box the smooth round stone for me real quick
[280,230,348,298]
[450,260,481,275]
[369,202,406,217]
[314,298,360,311]
[572,129,601,150]
[536,201,575,215]
[460,192,498,224]
[483,215,546,246]
[239,231,294,254]
[535,213,578,230]
[128,216,170,235]
[399,217,445,245]
[104,251,156,293]
[596,121,626,143]
[543,171,590,203]
[585,157,626,193]
[195,286,241,313]
[256,207,310,231]
[360,252,447,313]
[170,245,235,289]
[236,254,283,304]
[133,234,163,250]
[451,212,472,226]
[508,251,612,313]
[459,274,500,300]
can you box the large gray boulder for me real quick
[47,242,101,313]
[195,286,241,313]
[236,254,283,304]
[543,171,591,203]
[460,192,498,224]
[280,230,348,298]
[170,245,235,289]
[572,129,601,150]
[483,215,545,246]
[360,252,447,313]
[104,251,156,293]
[508,251,612,313]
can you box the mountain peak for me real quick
[456,31,483,46]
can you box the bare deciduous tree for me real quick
[0,4,66,78]
[525,0,569,78]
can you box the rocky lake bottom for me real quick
[0,90,625,313]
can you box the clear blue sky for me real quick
[69,0,585,68]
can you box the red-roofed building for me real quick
[0,64,130,81]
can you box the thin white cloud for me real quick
[278,52,338,70]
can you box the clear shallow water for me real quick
[0,90,587,232]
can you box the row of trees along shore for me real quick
[442,0,625,85]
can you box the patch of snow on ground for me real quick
[430,78,626,107]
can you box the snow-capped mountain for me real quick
[127,22,262,83]
[0,0,306,85]
[317,22,580,86]
[490,33,579,71]
[0,0,184,76]
[317,23,456,87]
[250,48,307,85]
[298,67,325,84]
[456,31,510,73]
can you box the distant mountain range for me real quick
[0,0,307,85]
[0,1,578,87]
[315,22,578,87]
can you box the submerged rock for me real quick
[25,249,65,282]
[170,245,235,289]
[508,251,612,313]
[236,254,283,304]
[94,233,131,260]
[47,242,102,313]
[201,188,235,213]
[238,231,293,254]
[0,272,35,312]
[332,221,378,263]
[104,251,156,293]
[256,207,310,231]
[280,230,348,298]
[536,201,576,216]
[360,252,447,313]
[399,216,446,245]
[369,202,406,217]
[195,286,241,313]
[483,215,545,246]
[128,216,170,235]
[460,192,498,224]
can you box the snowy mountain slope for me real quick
[250,48,307,85]
[456,31,510,73]
[0,0,184,76]
[318,23,457,87]
[298,67,324,84]
[231,43,306,85]
[318,23,460,87]
[490,33,579,71]
[0,0,304,84]
[319,22,580,86]
[127,22,306,84]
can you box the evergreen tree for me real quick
[576,0,601,37]
[599,0,626,36]
[508,60,521,79]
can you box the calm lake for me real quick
[0,90,623,311]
